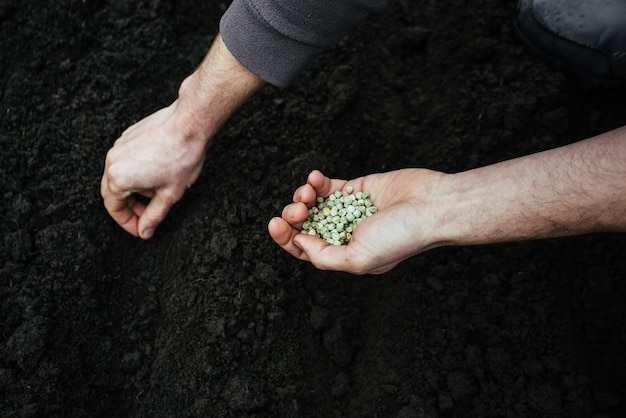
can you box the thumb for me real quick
[293,234,349,271]
[138,190,178,239]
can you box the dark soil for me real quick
[2,0,626,416]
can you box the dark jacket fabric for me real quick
[220,0,393,87]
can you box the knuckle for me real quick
[159,187,183,204]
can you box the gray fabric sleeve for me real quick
[219,0,393,87]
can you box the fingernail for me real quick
[287,205,296,218]
[141,228,155,239]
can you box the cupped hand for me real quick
[268,169,447,274]
[101,101,208,239]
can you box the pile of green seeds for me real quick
[301,186,377,245]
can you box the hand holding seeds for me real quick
[268,169,444,274]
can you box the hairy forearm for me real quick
[173,33,265,148]
[434,127,626,246]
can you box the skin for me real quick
[101,30,626,276]
[268,127,626,274]
[101,34,264,239]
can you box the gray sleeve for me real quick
[219,0,393,87]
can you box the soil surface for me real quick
[2,0,626,417]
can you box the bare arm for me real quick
[103,0,395,239]
[436,127,626,246]
[177,33,266,141]
[269,127,626,274]
[101,34,264,239]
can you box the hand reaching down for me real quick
[101,102,208,239]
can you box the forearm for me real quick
[172,33,265,149]
[434,127,626,246]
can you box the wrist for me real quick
[174,33,265,144]
[430,168,522,248]
[427,172,471,248]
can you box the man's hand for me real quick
[101,34,264,238]
[101,102,207,239]
[268,169,447,274]
[269,127,626,274]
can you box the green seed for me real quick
[300,188,377,245]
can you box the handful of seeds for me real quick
[301,186,378,246]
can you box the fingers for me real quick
[268,195,368,273]
[101,172,142,237]
[291,233,399,274]
[292,170,351,205]
[307,170,349,198]
[271,170,359,271]
[267,216,344,269]
[292,183,317,205]
[281,201,309,224]
[291,234,349,271]
[101,191,177,240]
[268,217,308,260]
[137,189,180,239]
[269,214,385,274]
[268,201,309,257]
[276,169,404,273]
[101,164,180,239]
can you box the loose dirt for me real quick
[2,0,625,416]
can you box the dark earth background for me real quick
[2,0,626,416]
